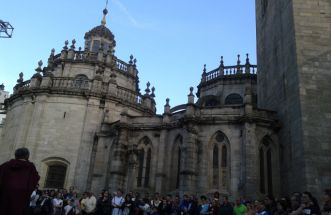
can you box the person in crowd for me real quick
[322,189,331,215]
[173,195,181,215]
[112,189,125,215]
[53,192,64,215]
[140,198,152,215]
[80,192,88,215]
[179,194,190,215]
[233,199,247,215]
[99,191,112,215]
[162,194,174,215]
[38,191,53,215]
[274,198,290,215]
[29,184,42,215]
[151,193,163,213]
[0,147,40,215]
[219,196,233,215]
[256,201,268,215]
[245,201,257,215]
[188,195,198,215]
[199,195,209,215]
[211,192,220,215]
[64,199,77,215]
[301,191,320,215]
[123,193,134,215]
[289,193,302,215]
[151,206,160,215]
[264,195,277,215]
[82,192,97,215]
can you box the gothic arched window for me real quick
[225,93,243,105]
[259,148,265,193]
[213,145,219,188]
[137,149,145,187]
[221,145,227,167]
[144,148,152,187]
[137,137,152,188]
[267,149,273,194]
[73,75,89,89]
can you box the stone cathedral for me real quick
[0,1,330,199]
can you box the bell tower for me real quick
[256,0,331,195]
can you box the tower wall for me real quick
[256,0,331,195]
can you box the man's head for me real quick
[324,189,331,202]
[15,147,30,160]
[223,196,229,204]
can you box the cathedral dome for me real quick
[84,25,115,42]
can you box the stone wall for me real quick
[256,0,331,195]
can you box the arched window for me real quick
[267,149,273,194]
[259,136,278,195]
[176,148,181,189]
[259,148,265,193]
[210,131,230,191]
[144,148,152,187]
[137,149,144,187]
[225,93,243,105]
[221,145,227,167]
[213,145,219,188]
[73,75,89,89]
[136,137,152,188]
[45,165,67,188]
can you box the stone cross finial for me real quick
[17,72,24,84]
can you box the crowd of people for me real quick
[0,148,331,215]
[26,187,331,215]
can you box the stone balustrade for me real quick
[204,64,257,82]
[13,77,143,107]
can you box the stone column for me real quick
[155,129,167,193]
[180,127,197,194]
[108,129,128,191]
[242,122,258,199]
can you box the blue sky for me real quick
[0,0,256,113]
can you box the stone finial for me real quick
[245,53,250,65]
[101,7,108,26]
[51,48,55,56]
[203,64,207,74]
[145,81,151,95]
[189,86,194,96]
[245,53,251,74]
[187,87,195,104]
[133,58,137,66]
[70,39,76,50]
[78,47,82,52]
[220,56,224,68]
[63,40,69,50]
[17,72,24,84]
[237,54,241,66]
[165,98,170,106]
[0,83,4,91]
[129,55,134,65]
[151,86,155,98]
[35,60,43,73]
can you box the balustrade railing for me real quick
[204,65,257,82]
[52,50,130,74]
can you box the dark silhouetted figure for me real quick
[0,148,40,215]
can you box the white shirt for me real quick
[81,196,96,213]
[53,198,63,208]
[30,190,40,207]
[112,196,125,215]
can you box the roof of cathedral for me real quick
[84,24,115,41]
